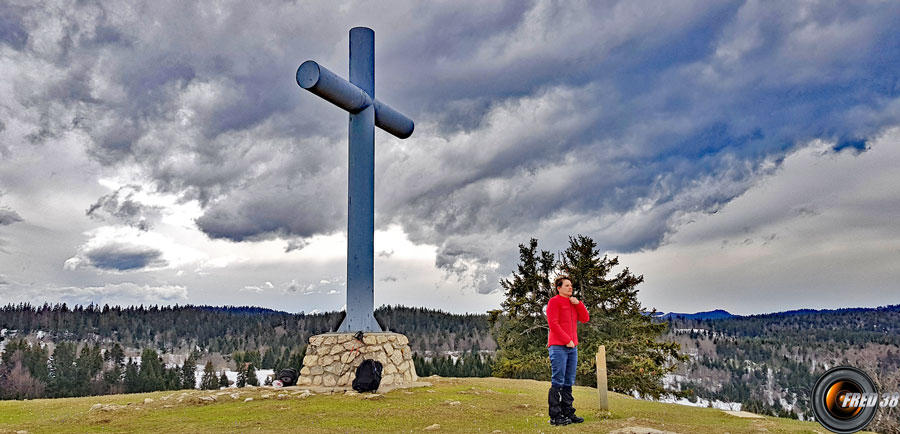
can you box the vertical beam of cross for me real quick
[345,28,378,332]
[296,27,414,332]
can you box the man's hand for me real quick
[569,297,580,305]
[566,340,575,348]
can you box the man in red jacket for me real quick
[546,275,590,426]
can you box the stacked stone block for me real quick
[298,332,417,388]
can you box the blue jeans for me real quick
[549,345,578,387]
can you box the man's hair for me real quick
[554,276,571,294]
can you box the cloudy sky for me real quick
[1,1,898,316]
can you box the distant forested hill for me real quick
[666,304,900,421]
[0,304,497,400]
[678,305,900,346]
[6,301,900,421]
[0,303,495,355]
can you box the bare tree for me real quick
[0,354,45,399]
[855,356,900,434]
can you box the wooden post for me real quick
[596,345,609,412]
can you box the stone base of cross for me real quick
[297,332,424,392]
[296,27,414,332]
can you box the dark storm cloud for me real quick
[0,3,28,50]
[284,238,310,253]
[85,243,167,271]
[377,1,900,291]
[6,1,900,294]
[0,209,22,226]
[86,185,160,230]
[194,154,346,240]
[65,241,168,272]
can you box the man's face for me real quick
[558,279,573,297]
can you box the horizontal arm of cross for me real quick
[297,60,414,139]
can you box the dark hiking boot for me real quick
[549,386,572,425]
[549,415,572,426]
[548,386,564,419]
[560,385,583,423]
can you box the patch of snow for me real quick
[652,393,741,411]
[780,396,793,411]
[662,373,691,390]
[191,368,274,389]
[660,373,741,411]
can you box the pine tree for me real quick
[48,342,80,398]
[489,235,687,398]
[487,238,555,380]
[13,340,50,387]
[558,235,687,398]
[0,356,44,399]
[245,350,261,367]
[261,349,275,369]
[272,356,285,374]
[288,349,305,372]
[137,349,165,392]
[236,363,247,388]
[218,370,230,388]
[245,363,259,386]
[164,364,181,390]
[232,351,244,367]
[181,354,197,389]
[75,345,103,395]
[123,358,140,393]
[200,361,219,390]
[103,343,125,391]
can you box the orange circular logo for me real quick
[812,367,878,433]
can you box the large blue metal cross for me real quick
[296,27,414,332]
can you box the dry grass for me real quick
[0,376,872,433]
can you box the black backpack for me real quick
[278,368,298,386]
[352,359,383,392]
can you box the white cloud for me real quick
[240,281,276,294]
[625,128,900,314]
[0,1,898,315]
[65,226,205,273]
[283,276,344,295]
[0,281,188,306]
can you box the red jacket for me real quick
[546,295,590,347]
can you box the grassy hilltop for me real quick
[0,377,852,434]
